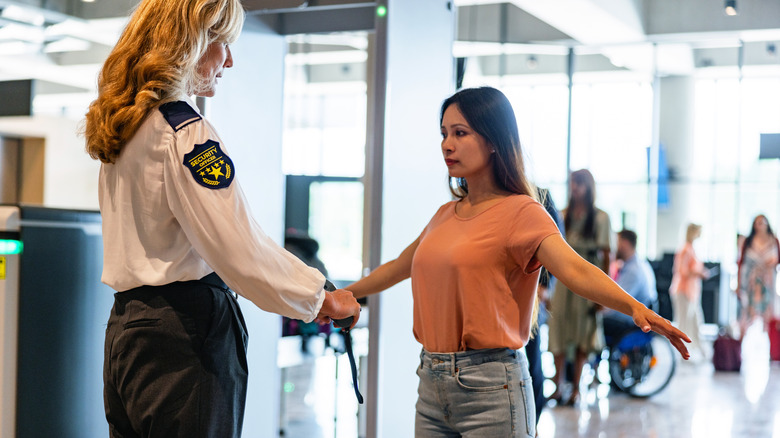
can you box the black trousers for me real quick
[103,273,248,438]
[524,332,545,426]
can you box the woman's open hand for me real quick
[632,305,691,360]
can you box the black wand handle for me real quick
[323,280,363,404]
[333,315,354,329]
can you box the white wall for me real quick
[374,2,455,437]
[207,20,287,438]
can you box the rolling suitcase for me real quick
[712,330,741,371]
[768,318,780,361]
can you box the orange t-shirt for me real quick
[411,194,561,352]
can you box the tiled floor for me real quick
[279,322,780,438]
[537,321,778,438]
[278,329,365,438]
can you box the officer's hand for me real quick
[316,289,360,329]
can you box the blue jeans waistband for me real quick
[420,348,526,372]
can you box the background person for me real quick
[547,168,613,406]
[670,223,709,360]
[737,214,780,332]
[603,229,658,344]
[526,188,564,425]
[84,0,359,436]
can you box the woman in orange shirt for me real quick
[347,87,690,437]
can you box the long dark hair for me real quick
[740,214,777,265]
[440,87,535,200]
[564,169,597,239]
[440,86,541,331]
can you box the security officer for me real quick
[84,0,360,436]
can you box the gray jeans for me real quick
[415,348,535,437]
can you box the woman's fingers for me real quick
[668,322,692,343]
[652,316,692,359]
[637,311,692,360]
[666,334,691,359]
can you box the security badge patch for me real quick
[183,140,235,189]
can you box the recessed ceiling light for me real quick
[724,0,738,16]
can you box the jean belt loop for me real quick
[450,353,456,376]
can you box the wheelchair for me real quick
[605,327,677,398]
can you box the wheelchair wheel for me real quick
[608,332,676,398]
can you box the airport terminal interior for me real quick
[1,0,780,437]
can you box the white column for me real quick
[207,19,286,438]
[368,2,455,437]
[656,75,696,254]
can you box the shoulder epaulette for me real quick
[159,101,202,132]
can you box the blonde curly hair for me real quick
[84,0,244,163]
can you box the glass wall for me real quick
[458,41,780,269]
[571,76,654,256]
[459,49,571,210]
[308,180,364,282]
[460,49,656,255]
[282,33,368,283]
[693,72,780,263]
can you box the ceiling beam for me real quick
[507,0,645,45]
[0,54,98,90]
[243,0,375,13]
[643,0,780,37]
[254,5,375,35]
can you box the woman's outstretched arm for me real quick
[347,235,421,299]
[536,234,691,359]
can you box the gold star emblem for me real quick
[208,165,225,180]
